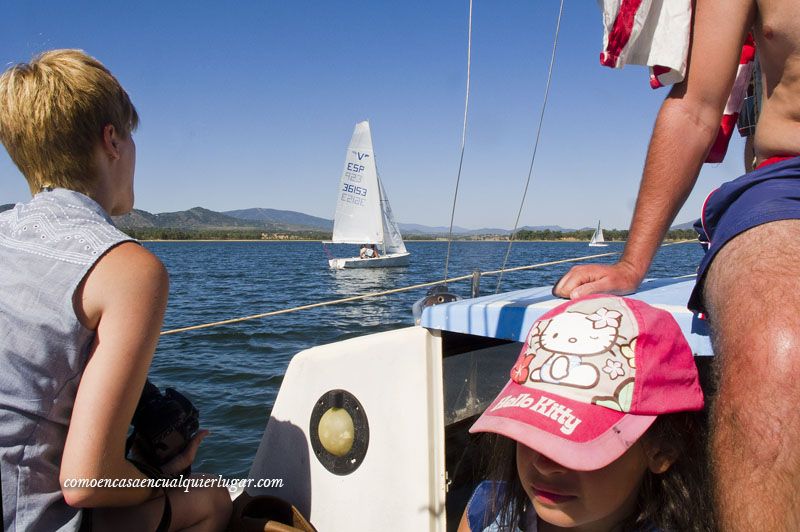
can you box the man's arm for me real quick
[554,0,757,299]
[60,242,169,507]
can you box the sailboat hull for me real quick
[588,242,609,247]
[328,252,410,269]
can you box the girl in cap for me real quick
[458,295,713,532]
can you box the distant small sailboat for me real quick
[589,220,608,247]
[326,121,410,269]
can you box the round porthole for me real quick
[309,389,369,475]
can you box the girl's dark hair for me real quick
[482,411,714,531]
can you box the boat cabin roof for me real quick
[420,276,713,357]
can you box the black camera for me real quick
[126,380,200,477]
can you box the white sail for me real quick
[377,172,407,254]
[328,121,409,269]
[332,122,384,245]
[332,121,407,253]
[589,220,607,246]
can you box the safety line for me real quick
[443,0,473,283]
[496,0,565,293]
[159,240,696,336]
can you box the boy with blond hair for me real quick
[0,49,231,531]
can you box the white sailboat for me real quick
[588,220,608,247]
[326,121,410,269]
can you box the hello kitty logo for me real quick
[510,302,635,392]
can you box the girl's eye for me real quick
[552,333,559,338]
[589,336,599,340]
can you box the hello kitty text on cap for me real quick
[469,294,704,471]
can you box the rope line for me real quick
[444,0,473,283]
[496,0,565,293]
[159,240,696,336]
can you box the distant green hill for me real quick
[117,207,260,230]
[112,206,332,240]
[224,208,333,231]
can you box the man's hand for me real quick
[552,261,644,299]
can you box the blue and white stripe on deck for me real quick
[421,276,713,357]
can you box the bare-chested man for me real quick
[554,1,800,529]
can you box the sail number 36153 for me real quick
[342,183,367,196]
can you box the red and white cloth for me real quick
[599,0,757,163]
[705,34,756,163]
[599,0,692,89]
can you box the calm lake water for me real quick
[144,240,704,477]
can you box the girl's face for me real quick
[516,441,658,531]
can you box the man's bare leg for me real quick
[704,220,800,530]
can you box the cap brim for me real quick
[469,380,657,471]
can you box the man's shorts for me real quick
[689,156,800,313]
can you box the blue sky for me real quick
[0,1,745,230]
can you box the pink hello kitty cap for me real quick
[469,294,704,471]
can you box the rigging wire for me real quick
[495,0,565,293]
[159,240,696,336]
[443,0,473,283]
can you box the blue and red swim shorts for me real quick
[689,155,800,312]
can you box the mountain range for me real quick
[110,206,584,235]
[0,203,695,235]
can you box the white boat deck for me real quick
[421,276,713,357]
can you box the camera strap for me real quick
[155,489,172,532]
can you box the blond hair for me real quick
[0,49,138,195]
